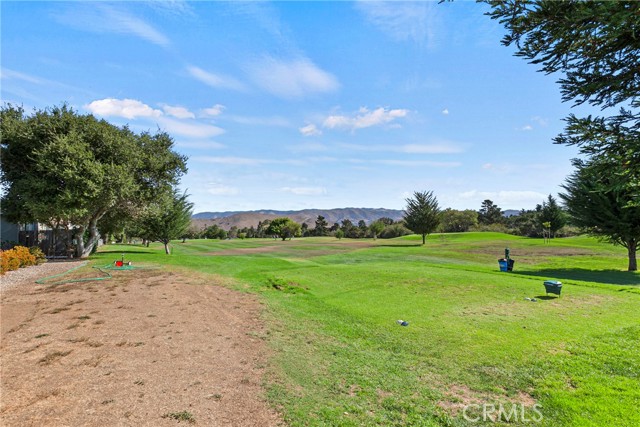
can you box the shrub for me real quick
[0,245,38,274]
[1,251,9,274]
[14,246,36,267]
[379,223,412,239]
[29,246,47,264]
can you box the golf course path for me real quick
[1,266,283,426]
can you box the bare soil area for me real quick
[1,266,282,426]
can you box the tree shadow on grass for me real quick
[376,243,424,248]
[513,268,639,286]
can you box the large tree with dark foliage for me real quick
[478,199,503,225]
[560,159,639,271]
[486,0,640,205]
[314,215,329,236]
[403,191,441,245]
[538,195,567,238]
[0,104,187,257]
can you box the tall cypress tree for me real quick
[403,191,441,245]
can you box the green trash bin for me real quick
[544,280,562,296]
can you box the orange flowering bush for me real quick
[0,246,38,274]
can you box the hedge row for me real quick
[0,246,46,275]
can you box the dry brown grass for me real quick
[1,269,282,426]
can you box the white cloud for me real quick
[280,187,327,196]
[339,141,463,154]
[85,98,162,119]
[400,143,462,154]
[175,140,225,150]
[156,116,225,138]
[299,124,322,136]
[521,125,533,131]
[192,156,268,166]
[148,0,194,17]
[101,5,170,47]
[207,182,239,196]
[187,65,246,91]
[201,104,226,117]
[374,160,461,167]
[531,116,548,127]
[289,142,328,153]
[355,1,440,47]
[1,67,44,84]
[246,56,339,98]
[162,105,195,119]
[192,156,305,166]
[441,108,449,115]
[1,67,93,97]
[56,4,170,47]
[323,107,409,131]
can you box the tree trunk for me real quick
[164,241,171,255]
[628,240,637,272]
[80,217,101,258]
[422,234,426,245]
[76,212,107,259]
[74,225,86,258]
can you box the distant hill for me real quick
[191,208,405,231]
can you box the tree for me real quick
[202,224,227,240]
[486,1,639,109]
[379,222,412,239]
[478,200,503,225]
[136,189,193,255]
[539,195,567,238]
[440,209,479,233]
[403,191,441,245]
[486,0,640,204]
[301,222,310,237]
[506,209,541,238]
[340,219,362,238]
[554,112,640,207]
[560,159,639,271]
[314,215,329,236]
[377,217,395,226]
[266,217,301,241]
[369,220,385,240]
[0,104,187,258]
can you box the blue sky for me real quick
[1,1,591,214]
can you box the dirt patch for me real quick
[1,268,283,426]
[437,384,537,417]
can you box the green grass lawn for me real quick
[94,233,639,426]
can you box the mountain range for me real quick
[191,208,523,231]
[191,208,405,230]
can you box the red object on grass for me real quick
[115,260,124,267]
